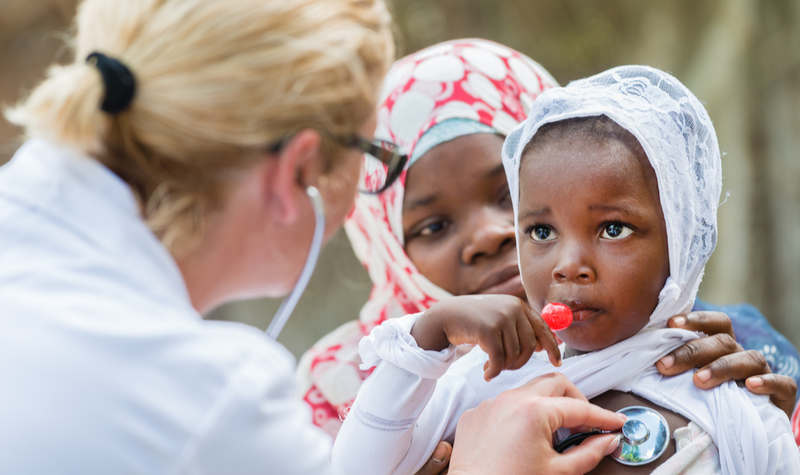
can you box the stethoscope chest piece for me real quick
[610,406,670,466]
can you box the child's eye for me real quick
[601,223,633,240]
[418,221,449,237]
[529,225,557,242]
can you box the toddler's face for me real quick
[518,137,670,351]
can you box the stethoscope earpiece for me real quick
[554,406,670,466]
[265,186,325,340]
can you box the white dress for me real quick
[0,139,339,475]
[332,314,800,475]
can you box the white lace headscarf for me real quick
[502,65,722,330]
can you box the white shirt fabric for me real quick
[332,313,800,475]
[0,139,338,475]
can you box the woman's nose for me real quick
[551,240,596,284]
[461,209,515,265]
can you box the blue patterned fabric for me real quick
[693,299,800,402]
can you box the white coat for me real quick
[0,139,337,474]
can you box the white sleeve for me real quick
[332,313,497,475]
[173,343,340,475]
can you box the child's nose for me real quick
[461,209,515,265]
[552,241,596,284]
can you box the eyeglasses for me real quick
[337,134,407,194]
[268,133,407,194]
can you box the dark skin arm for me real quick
[657,311,797,418]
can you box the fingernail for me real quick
[748,376,764,388]
[696,369,711,383]
[431,442,448,463]
[673,316,686,327]
[618,413,628,422]
[605,434,622,455]
[659,355,674,369]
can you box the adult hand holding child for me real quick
[659,311,797,418]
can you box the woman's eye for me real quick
[418,221,448,237]
[529,225,556,242]
[601,223,633,240]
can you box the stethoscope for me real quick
[554,406,671,466]
[265,186,325,340]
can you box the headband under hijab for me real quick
[86,52,136,114]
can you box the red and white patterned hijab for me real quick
[297,39,557,437]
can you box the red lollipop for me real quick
[541,302,573,331]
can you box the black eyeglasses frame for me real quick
[268,132,408,194]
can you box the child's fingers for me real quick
[508,317,536,370]
[526,308,562,366]
[481,331,506,381]
[500,317,522,370]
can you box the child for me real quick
[331,66,800,474]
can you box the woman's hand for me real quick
[448,373,626,475]
[655,311,797,418]
[411,295,562,381]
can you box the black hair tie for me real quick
[86,52,136,114]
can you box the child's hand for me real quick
[410,295,562,381]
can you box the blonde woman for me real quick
[0,0,628,474]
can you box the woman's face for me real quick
[517,136,670,351]
[402,133,525,300]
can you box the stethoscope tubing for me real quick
[266,186,325,340]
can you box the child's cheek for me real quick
[519,260,549,313]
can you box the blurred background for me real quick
[2,0,799,358]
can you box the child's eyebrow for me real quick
[589,203,644,219]
[519,207,551,220]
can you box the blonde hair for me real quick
[6,0,394,253]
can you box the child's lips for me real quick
[557,301,603,323]
[570,308,602,322]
